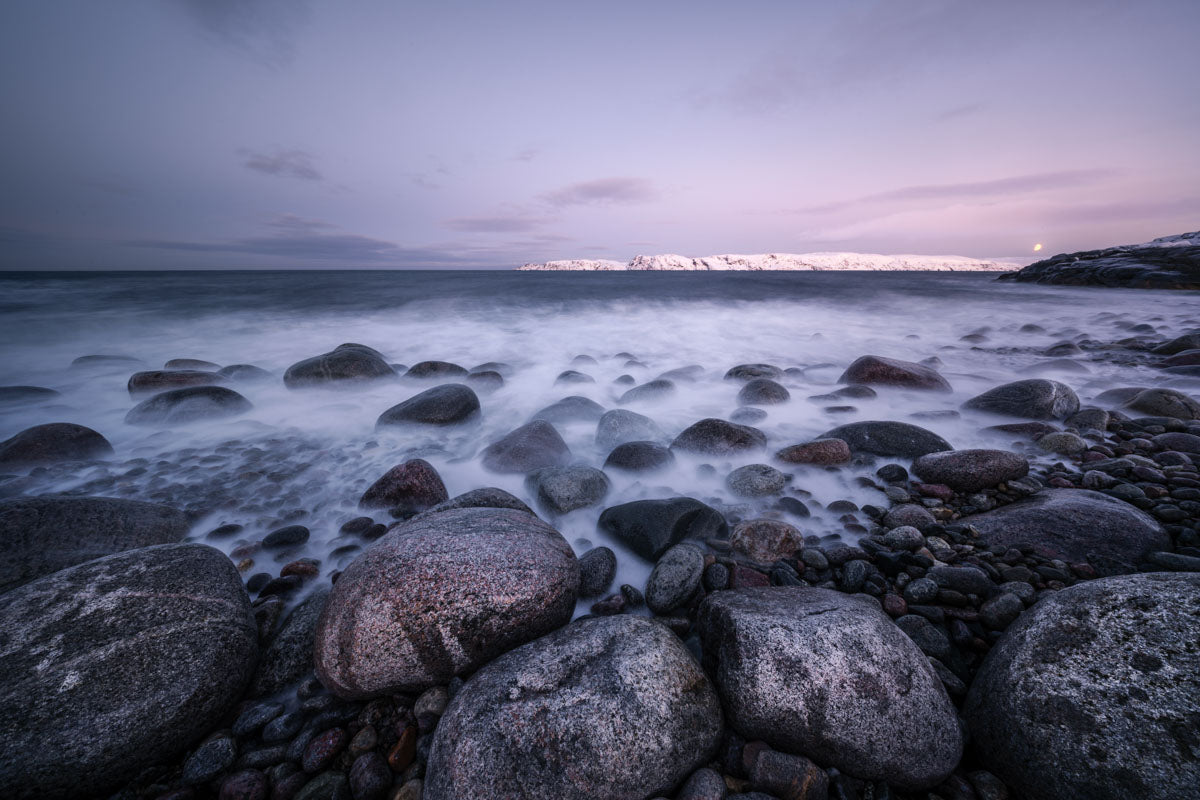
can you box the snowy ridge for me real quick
[520,252,1017,272]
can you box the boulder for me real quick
[838,355,952,392]
[524,466,611,515]
[0,543,257,800]
[0,386,60,407]
[1152,332,1200,355]
[645,543,705,614]
[603,440,675,472]
[725,364,784,381]
[699,587,963,790]
[598,497,728,560]
[819,421,951,458]
[737,379,790,406]
[619,379,676,404]
[774,438,852,465]
[405,361,468,380]
[218,364,273,382]
[284,345,397,388]
[71,354,145,369]
[554,370,595,385]
[595,409,666,449]
[480,420,570,474]
[911,449,1029,492]
[359,459,449,515]
[424,615,722,800]
[964,573,1200,800]
[125,386,252,425]
[164,358,220,370]
[314,507,578,697]
[963,379,1080,419]
[1123,388,1200,420]
[0,496,190,594]
[0,422,113,467]
[726,464,787,497]
[530,395,605,424]
[127,370,228,395]
[672,418,767,456]
[424,487,534,517]
[961,488,1169,575]
[376,384,481,427]
[731,519,804,563]
[250,587,330,696]
[577,547,616,598]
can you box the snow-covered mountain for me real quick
[519,252,1017,272]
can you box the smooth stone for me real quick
[839,355,952,392]
[524,465,611,515]
[423,487,535,517]
[0,543,257,800]
[554,369,595,385]
[406,361,468,380]
[1153,432,1200,453]
[284,345,396,388]
[595,409,667,449]
[672,418,767,455]
[883,503,936,531]
[359,459,449,514]
[250,587,331,696]
[128,369,227,395]
[597,497,729,560]
[604,440,675,472]
[726,464,787,497]
[0,385,60,406]
[965,573,1200,800]
[730,518,803,563]
[619,379,676,404]
[730,406,769,424]
[774,438,852,465]
[737,378,791,406]
[70,354,145,369]
[645,543,705,614]
[262,524,310,549]
[125,386,252,425]
[725,364,784,381]
[219,364,273,382]
[425,615,723,800]
[912,449,1029,492]
[577,546,617,598]
[314,507,578,696]
[0,422,114,467]
[1037,431,1089,454]
[531,395,606,424]
[182,732,238,785]
[1123,388,1200,420]
[819,421,951,459]
[465,370,504,391]
[480,420,571,474]
[963,379,1080,420]
[376,384,480,427]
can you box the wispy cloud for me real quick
[176,0,310,66]
[937,103,985,121]
[443,214,553,234]
[542,177,657,208]
[241,148,322,180]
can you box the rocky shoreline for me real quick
[999,231,1200,289]
[2,331,1200,800]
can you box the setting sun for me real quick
[1033,243,1043,252]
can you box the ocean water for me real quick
[2,270,1198,606]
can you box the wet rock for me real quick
[0,422,114,467]
[738,379,791,406]
[425,615,722,800]
[820,421,951,459]
[1037,431,1088,455]
[725,364,784,381]
[927,565,995,597]
[730,406,769,424]
[125,386,252,425]
[348,752,390,800]
[604,440,675,472]
[525,465,611,515]
[672,418,767,456]
[775,438,852,465]
[646,543,705,614]
[531,395,606,424]
[219,769,268,800]
[0,385,60,407]
[1153,432,1200,453]
[595,408,666,449]
[555,369,595,385]
[250,587,330,696]
[262,524,310,549]
[726,464,787,497]
[700,587,962,789]
[359,459,448,515]
[406,361,468,380]
[965,572,1200,800]
[619,379,676,404]
[578,547,617,598]
[71,353,145,369]
[912,449,1029,492]
[315,507,578,696]
[963,379,1080,420]
[1152,331,1200,355]
[219,364,273,382]
[464,370,503,391]
[182,732,238,785]
[480,420,571,473]
[677,767,727,800]
[128,369,227,395]
[0,543,257,800]
[883,503,936,531]
[749,749,828,800]
[731,519,804,563]
[1123,388,1200,420]
[424,487,534,516]
[598,497,729,560]
[0,496,189,594]
[839,355,952,392]
[961,489,1169,575]
[284,346,396,388]
[376,384,480,427]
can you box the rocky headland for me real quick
[1000,231,1200,289]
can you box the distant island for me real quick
[519,252,1018,272]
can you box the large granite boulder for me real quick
[314,507,578,697]
[125,386,252,425]
[820,420,951,459]
[0,422,113,467]
[0,543,257,800]
[699,587,962,790]
[376,384,481,427]
[284,344,396,388]
[1123,388,1200,420]
[839,355,952,392]
[671,418,767,455]
[597,497,728,560]
[963,379,1080,420]
[594,408,666,449]
[911,449,1029,492]
[964,572,1200,800]
[961,489,1169,575]
[425,615,723,800]
[0,496,190,594]
[480,420,571,473]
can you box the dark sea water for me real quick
[2,269,1198,598]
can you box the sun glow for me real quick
[1033,243,1043,252]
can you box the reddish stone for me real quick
[774,438,852,465]
[729,564,770,589]
[388,725,417,773]
[219,770,268,800]
[731,519,804,563]
[838,355,952,392]
[280,559,320,578]
[915,482,955,502]
[882,594,907,617]
[301,728,347,774]
[358,458,448,514]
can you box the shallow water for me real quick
[2,270,1198,609]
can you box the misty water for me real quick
[3,270,1198,613]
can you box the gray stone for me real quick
[839,355,952,392]
[820,421,952,459]
[883,503,936,531]
[645,543,705,614]
[359,458,448,514]
[604,440,675,472]
[912,449,1029,492]
[699,587,962,789]
[480,420,571,473]
[314,508,578,696]
[376,384,480,427]
[423,487,534,517]
[405,360,468,380]
[1124,388,1200,420]
[725,364,784,381]
[0,385,60,407]
[0,543,257,800]
[677,767,727,800]
[927,565,995,597]
[726,464,787,497]
[1037,432,1088,455]
[979,592,1025,630]
[0,422,114,467]
[594,409,666,450]
[525,465,611,515]
[963,379,1080,420]
[425,615,723,800]
[125,386,252,425]
[0,496,189,594]
[964,572,1200,800]
[1153,432,1200,453]
[672,418,767,455]
[619,379,676,404]
[531,395,606,424]
[250,587,330,696]
[731,518,804,563]
[577,547,617,598]
[284,346,396,388]
[127,369,227,396]
[737,378,790,406]
[597,497,728,560]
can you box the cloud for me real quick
[937,103,985,121]
[241,148,322,180]
[443,214,553,234]
[511,148,540,163]
[177,0,310,66]
[542,177,657,208]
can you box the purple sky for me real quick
[1,0,1198,269]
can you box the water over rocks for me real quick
[603,439,675,471]
[128,368,228,395]
[594,408,666,449]
[0,421,113,467]
[530,394,605,423]
[125,385,253,425]
[375,383,480,426]
[480,420,571,473]
[284,344,396,388]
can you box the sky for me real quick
[0,0,1198,269]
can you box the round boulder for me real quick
[0,422,113,467]
[819,421,951,459]
[480,420,571,473]
[524,465,611,515]
[595,408,666,449]
[359,458,449,515]
[376,384,480,427]
[125,386,252,425]
[405,361,468,380]
[737,379,790,406]
[1123,388,1200,420]
[775,438,852,465]
[964,572,1200,800]
[128,369,226,396]
[731,518,804,563]
[597,497,728,561]
[314,507,579,696]
[0,543,257,800]
[672,418,767,456]
[699,587,963,790]
[963,379,1080,420]
[425,615,723,800]
[0,386,60,407]
[284,345,396,388]
[604,440,675,472]
[619,379,676,404]
[725,364,783,381]
[645,543,705,614]
[912,449,1029,493]
[726,464,787,497]
[838,355,952,392]
[531,395,605,424]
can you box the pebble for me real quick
[182,733,238,785]
[232,702,283,736]
[218,770,268,800]
[302,728,348,773]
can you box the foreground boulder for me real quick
[0,422,113,467]
[1123,387,1200,420]
[962,488,1168,575]
[480,420,570,473]
[0,543,257,800]
[376,384,480,427]
[965,572,1200,800]
[359,458,449,515]
[912,449,1029,492]
[598,497,728,560]
[283,344,396,388]
[125,386,252,425]
[820,420,951,458]
[425,615,722,800]
[839,355,952,392]
[671,418,767,455]
[594,408,666,449]
[0,496,190,594]
[699,587,962,790]
[963,379,1080,419]
[314,507,578,697]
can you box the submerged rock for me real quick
[594,408,666,449]
[405,361,469,380]
[672,418,767,455]
[531,395,605,424]
[839,355,952,392]
[737,378,790,405]
[603,440,675,472]
[0,386,60,407]
[820,420,951,459]
[963,379,1080,420]
[911,449,1029,492]
[284,345,396,388]
[725,364,784,381]
[619,379,676,404]
[525,465,611,515]
[0,422,113,467]
[125,386,252,425]
[480,420,571,473]
[127,369,228,395]
[598,497,728,560]
[376,384,481,427]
